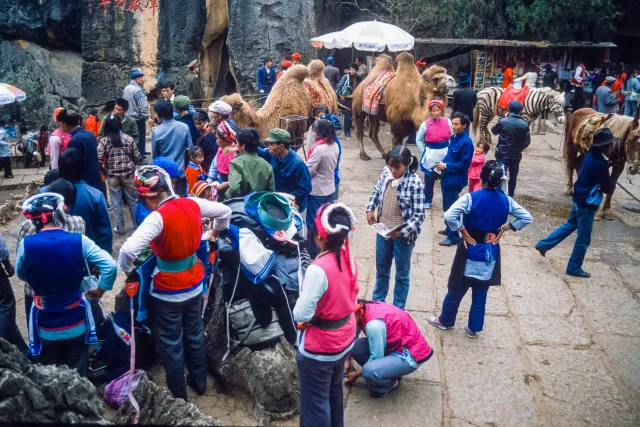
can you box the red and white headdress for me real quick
[428,99,444,111]
[314,202,356,239]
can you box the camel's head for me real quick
[308,60,325,79]
[445,74,456,90]
[220,93,256,128]
[421,65,449,97]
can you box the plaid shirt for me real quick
[18,215,86,296]
[367,167,425,243]
[98,133,140,178]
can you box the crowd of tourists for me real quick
[0,53,622,427]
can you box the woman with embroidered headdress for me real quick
[293,202,358,427]
[428,161,532,338]
[207,121,238,200]
[417,99,452,210]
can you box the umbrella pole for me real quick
[351,47,354,63]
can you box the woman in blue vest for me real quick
[16,193,117,376]
[427,161,532,338]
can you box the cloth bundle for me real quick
[363,70,395,115]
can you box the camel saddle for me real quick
[363,70,395,116]
[497,86,530,113]
[574,113,632,160]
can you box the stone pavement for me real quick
[2,128,640,426]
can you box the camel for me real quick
[352,52,449,160]
[304,60,339,114]
[222,64,312,139]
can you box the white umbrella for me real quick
[311,32,345,50]
[0,83,27,105]
[312,21,414,52]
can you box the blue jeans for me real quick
[350,337,417,395]
[439,284,490,332]
[296,351,346,427]
[624,99,638,117]
[423,172,437,204]
[152,294,207,400]
[497,158,521,197]
[306,194,334,258]
[441,187,461,240]
[373,235,414,310]
[536,202,595,274]
[343,110,352,136]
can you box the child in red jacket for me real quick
[468,141,489,192]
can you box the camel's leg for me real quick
[355,113,370,161]
[602,163,624,220]
[369,119,385,158]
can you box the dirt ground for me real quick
[2,123,640,426]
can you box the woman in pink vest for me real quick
[293,202,359,427]
[345,300,433,397]
[417,99,452,209]
[48,107,72,170]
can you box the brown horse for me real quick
[352,52,449,160]
[564,108,640,219]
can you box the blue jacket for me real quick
[68,128,104,192]
[177,114,200,148]
[441,131,474,190]
[258,148,312,212]
[573,149,613,210]
[151,119,193,177]
[257,66,276,93]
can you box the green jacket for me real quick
[226,151,275,199]
[98,114,139,140]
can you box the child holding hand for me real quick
[468,141,489,193]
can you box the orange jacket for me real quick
[502,68,514,89]
[84,116,101,138]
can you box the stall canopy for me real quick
[0,83,27,105]
[311,21,414,52]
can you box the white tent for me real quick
[311,21,414,52]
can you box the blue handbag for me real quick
[586,185,603,206]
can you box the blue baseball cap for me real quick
[151,157,180,178]
[326,57,335,64]
[130,67,145,79]
[508,101,522,113]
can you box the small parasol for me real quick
[0,83,27,105]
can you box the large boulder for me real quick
[204,279,300,421]
[0,40,83,128]
[114,374,223,426]
[0,339,108,424]
[226,0,319,93]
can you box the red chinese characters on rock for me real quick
[89,0,158,13]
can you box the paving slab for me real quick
[595,333,640,399]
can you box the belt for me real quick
[156,254,196,273]
[467,228,501,244]
[309,313,352,331]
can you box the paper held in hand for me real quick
[371,223,403,238]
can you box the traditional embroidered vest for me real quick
[302,248,359,355]
[362,302,433,363]
[571,64,587,87]
[51,128,71,153]
[149,198,205,294]
[424,118,451,144]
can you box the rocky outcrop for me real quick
[226,0,319,92]
[204,280,300,420]
[114,374,223,426]
[0,339,108,424]
[0,40,83,127]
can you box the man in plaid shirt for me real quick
[366,147,425,309]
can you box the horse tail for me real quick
[472,104,479,136]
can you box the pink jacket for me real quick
[468,152,485,180]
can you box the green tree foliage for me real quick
[506,0,618,41]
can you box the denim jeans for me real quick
[152,295,207,400]
[441,187,462,241]
[296,351,346,427]
[373,235,414,310]
[536,202,595,274]
[107,175,139,233]
[306,194,334,259]
[497,158,521,197]
[439,283,490,332]
[343,110,352,136]
[423,172,437,204]
[624,99,638,117]
[135,119,147,160]
[350,337,417,395]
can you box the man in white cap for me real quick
[123,67,151,163]
[186,60,204,108]
[208,100,239,134]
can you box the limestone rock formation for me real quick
[0,339,108,424]
[114,374,223,426]
[204,279,300,419]
[0,40,83,127]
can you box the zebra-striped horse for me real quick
[472,87,566,143]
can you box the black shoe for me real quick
[5,175,14,179]
[567,270,591,278]
[535,244,547,257]
[185,375,206,395]
[438,229,447,236]
[370,379,400,398]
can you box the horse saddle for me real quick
[497,86,530,112]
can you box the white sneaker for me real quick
[427,316,451,330]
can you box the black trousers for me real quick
[0,157,12,178]
[136,119,147,160]
[572,86,584,112]
[39,145,46,167]
[497,158,521,197]
[35,334,89,377]
[152,294,207,400]
[173,176,187,197]
[0,274,27,353]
